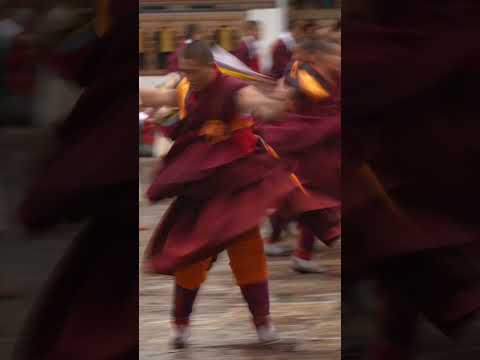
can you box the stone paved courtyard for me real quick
[139,201,342,360]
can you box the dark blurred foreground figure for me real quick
[0,7,36,124]
[14,1,138,359]
[258,35,341,273]
[342,1,480,359]
[140,40,297,348]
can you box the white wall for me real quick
[246,8,286,74]
[276,0,290,24]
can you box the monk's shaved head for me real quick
[179,40,217,92]
[181,40,214,66]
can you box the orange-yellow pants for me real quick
[175,227,268,289]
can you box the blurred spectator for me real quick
[270,19,304,79]
[233,20,261,72]
[167,23,201,73]
[303,20,317,35]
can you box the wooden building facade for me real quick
[139,0,340,74]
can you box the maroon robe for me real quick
[15,5,138,360]
[342,0,480,333]
[143,72,296,274]
[256,64,341,241]
[270,38,293,80]
[167,41,188,73]
[233,39,260,72]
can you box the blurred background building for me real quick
[139,0,341,74]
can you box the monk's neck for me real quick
[194,70,219,94]
[206,69,218,85]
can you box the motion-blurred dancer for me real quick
[342,1,480,358]
[258,35,341,273]
[270,19,304,79]
[167,23,201,73]
[141,40,297,348]
[233,20,261,72]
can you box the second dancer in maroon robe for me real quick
[257,35,341,273]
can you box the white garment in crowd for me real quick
[278,31,296,52]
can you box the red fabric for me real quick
[268,213,289,243]
[233,40,260,72]
[270,39,292,79]
[147,73,254,199]
[342,0,480,332]
[255,71,341,244]
[300,208,341,247]
[173,285,199,324]
[255,77,341,225]
[141,121,158,145]
[232,127,257,153]
[145,153,295,274]
[167,42,187,72]
[324,217,341,243]
[144,75,296,274]
[296,224,315,259]
[295,249,313,261]
[249,57,260,73]
[240,281,270,325]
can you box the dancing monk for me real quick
[140,40,297,348]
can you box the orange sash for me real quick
[298,69,330,101]
[199,118,255,143]
[176,77,190,120]
[290,61,331,101]
[177,78,254,143]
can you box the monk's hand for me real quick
[139,88,178,108]
[271,78,294,100]
[252,101,286,121]
[153,107,178,123]
[238,85,287,121]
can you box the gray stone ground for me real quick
[139,158,342,360]
[139,158,480,360]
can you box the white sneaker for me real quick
[291,255,327,273]
[256,322,280,344]
[169,325,191,349]
[264,243,293,257]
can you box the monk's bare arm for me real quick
[139,88,178,108]
[236,85,289,121]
